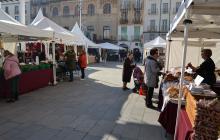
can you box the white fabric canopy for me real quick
[0,8,52,41]
[99,42,125,50]
[30,9,81,44]
[71,23,98,48]
[167,0,220,39]
[144,36,166,49]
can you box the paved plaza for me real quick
[0,62,168,140]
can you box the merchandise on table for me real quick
[194,98,220,140]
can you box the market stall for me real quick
[159,0,220,139]
[30,9,82,84]
[0,8,55,96]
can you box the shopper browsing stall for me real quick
[78,50,87,80]
[122,52,135,90]
[64,48,76,82]
[187,49,216,86]
[145,48,162,108]
[3,50,21,102]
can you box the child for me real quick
[132,66,144,93]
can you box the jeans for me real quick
[146,87,154,106]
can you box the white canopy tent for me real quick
[144,36,166,49]
[0,8,52,41]
[143,36,166,62]
[30,9,84,85]
[30,9,81,44]
[71,23,99,48]
[167,0,220,139]
[99,42,125,50]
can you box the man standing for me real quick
[64,48,76,82]
[145,48,161,108]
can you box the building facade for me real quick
[117,0,144,50]
[30,0,118,43]
[143,0,182,43]
[1,0,31,24]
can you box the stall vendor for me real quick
[187,49,216,86]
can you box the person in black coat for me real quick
[122,52,135,90]
[187,49,216,86]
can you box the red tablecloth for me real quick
[175,109,193,140]
[0,69,53,97]
[158,101,178,135]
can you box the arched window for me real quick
[88,4,95,16]
[103,3,111,14]
[63,6,70,16]
[52,7,58,16]
[75,5,80,16]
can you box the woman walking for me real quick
[78,50,87,80]
[3,50,21,102]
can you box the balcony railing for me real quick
[148,9,158,15]
[161,27,168,32]
[133,18,142,24]
[120,18,128,24]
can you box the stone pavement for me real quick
[0,62,169,140]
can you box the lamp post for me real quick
[79,0,82,29]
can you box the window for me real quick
[162,19,168,31]
[163,3,168,14]
[52,7,58,16]
[151,3,156,14]
[75,5,80,16]
[150,20,156,31]
[176,2,181,13]
[121,27,128,41]
[103,3,111,14]
[134,26,140,40]
[63,6,70,16]
[103,26,111,39]
[135,0,141,9]
[5,7,9,14]
[88,4,95,16]
[25,5,27,14]
[15,6,19,15]
[15,16,19,21]
[42,7,46,16]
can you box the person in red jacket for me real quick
[78,50,87,79]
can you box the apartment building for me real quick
[0,0,31,24]
[143,0,182,43]
[30,0,118,43]
[117,0,144,50]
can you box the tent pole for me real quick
[174,9,192,140]
[165,37,172,72]
[52,32,57,85]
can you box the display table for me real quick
[158,101,178,135]
[175,109,193,140]
[0,69,53,97]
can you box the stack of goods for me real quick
[164,74,178,82]
[167,86,188,99]
[194,98,220,140]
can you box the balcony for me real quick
[147,26,158,32]
[133,18,142,24]
[162,10,168,14]
[120,18,128,24]
[148,9,158,15]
